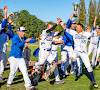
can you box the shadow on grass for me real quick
[13,75,23,81]
[5,67,10,71]
[12,80,24,85]
[0,80,7,88]
[75,64,97,90]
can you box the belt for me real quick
[52,50,57,51]
[91,42,97,45]
[44,49,51,51]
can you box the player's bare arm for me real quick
[53,40,64,45]
[93,16,98,28]
[7,13,14,19]
[69,11,77,20]
[3,6,8,19]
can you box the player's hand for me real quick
[62,40,65,45]
[7,13,14,18]
[8,18,12,23]
[3,6,8,14]
[95,16,98,20]
[25,38,32,42]
[36,37,41,41]
[57,17,62,25]
[73,11,77,15]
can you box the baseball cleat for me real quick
[33,80,39,86]
[7,84,11,87]
[0,76,3,80]
[42,74,50,82]
[56,80,64,84]
[26,86,35,90]
[70,71,74,74]
[92,81,98,88]
[65,72,69,76]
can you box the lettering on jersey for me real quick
[46,39,52,41]
[75,34,87,43]
[75,34,87,39]
[41,42,45,45]
[81,40,86,43]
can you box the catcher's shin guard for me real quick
[30,64,44,81]
[42,60,58,82]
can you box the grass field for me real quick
[0,41,100,90]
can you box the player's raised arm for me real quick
[69,11,77,20]
[3,6,8,19]
[46,17,61,33]
[7,13,14,19]
[93,16,98,28]
[0,6,8,30]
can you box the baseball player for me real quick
[32,32,64,85]
[95,36,100,67]
[47,33,64,84]
[30,18,61,83]
[22,43,31,68]
[61,11,77,77]
[0,6,14,80]
[88,16,99,68]
[7,27,40,90]
[61,21,99,88]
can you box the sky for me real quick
[0,0,99,23]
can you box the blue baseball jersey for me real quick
[62,19,74,46]
[9,34,37,58]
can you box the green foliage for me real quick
[0,9,3,22]
[12,10,46,38]
[88,0,97,28]
[78,0,86,27]
[96,0,100,26]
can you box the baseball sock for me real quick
[89,71,95,81]
[73,61,77,75]
[61,62,65,76]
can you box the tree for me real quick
[88,0,97,28]
[12,10,46,38]
[78,0,86,27]
[0,9,3,21]
[97,0,100,26]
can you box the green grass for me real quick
[0,43,99,90]
[1,64,100,90]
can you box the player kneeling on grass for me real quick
[60,19,100,88]
[7,27,40,90]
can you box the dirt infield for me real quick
[6,60,61,67]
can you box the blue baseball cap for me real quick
[16,27,27,31]
[71,20,76,24]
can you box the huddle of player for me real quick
[0,6,100,90]
[31,11,100,89]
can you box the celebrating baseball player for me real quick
[0,6,14,80]
[60,17,100,88]
[61,11,77,77]
[30,18,62,83]
[88,16,99,68]
[7,27,40,90]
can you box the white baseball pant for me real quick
[88,43,97,65]
[95,46,100,65]
[38,48,54,65]
[72,50,93,72]
[61,45,73,73]
[0,52,7,76]
[7,56,31,87]
[47,50,60,81]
